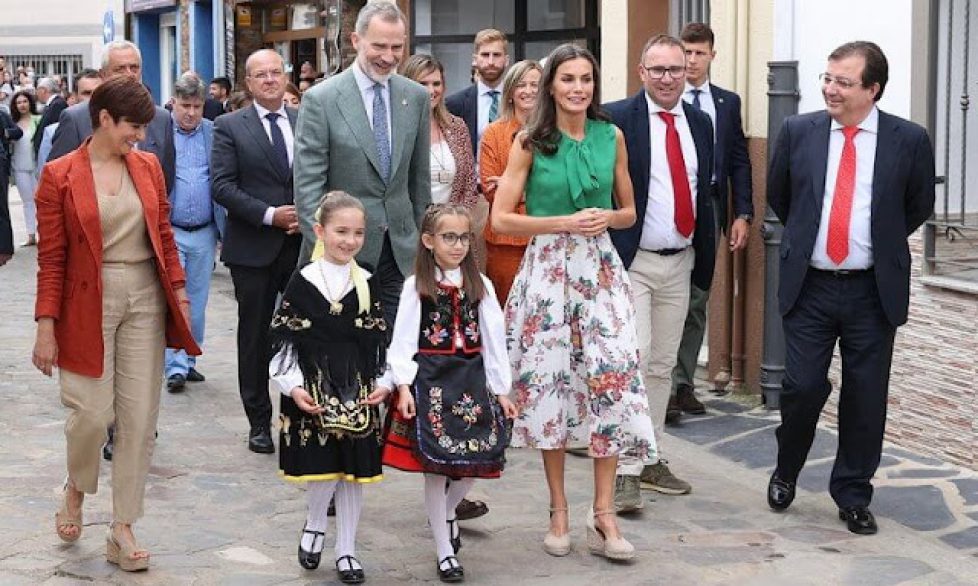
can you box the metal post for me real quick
[761,60,799,410]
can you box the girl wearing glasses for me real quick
[379,204,518,583]
[491,44,655,561]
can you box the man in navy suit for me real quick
[445,28,509,156]
[605,34,716,510]
[766,41,934,535]
[668,23,754,422]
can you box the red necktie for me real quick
[657,112,695,238]
[826,126,860,264]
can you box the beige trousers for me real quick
[617,247,694,475]
[60,261,166,523]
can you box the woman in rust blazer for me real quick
[479,60,543,302]
[32,77,198,572]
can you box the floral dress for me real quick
[505,118,656,460]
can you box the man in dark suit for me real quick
[212,49,301,454]
[0,109,24,266]
[203,97,226,121]
[32,77,68,157]
[208,76,232,114]
[444,28,509,155]
[766,41,935,535]
[668,23,754,422]
[48,40,175,193]
[606,34,716,511]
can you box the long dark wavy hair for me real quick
[522,44,609,156]
[10,90,37,122]
[414,204,486,301]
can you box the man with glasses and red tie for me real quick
[605,34,716,512]
[766,41,934,535]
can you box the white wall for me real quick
[773,0,913,118]
[0,0,126,67]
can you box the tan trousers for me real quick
[60,261,166,523]
[618,247,694,475]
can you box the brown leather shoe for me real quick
[676,384,706,414]
[665,395,682,425]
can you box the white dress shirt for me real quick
[253,101,295,226]
[683,80,717,134]
[384,268,512,396]
[640,93,699,251]
[810,107,878,270]
[351,60,392,147]
[429,140,456,204]
[476,79,502,146]
[269,259,368,396]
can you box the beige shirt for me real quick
[98,168,154,264]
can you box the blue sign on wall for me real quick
[103,9,115,43]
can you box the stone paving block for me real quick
[939,526,978,550]
[884,446,946,467]
[771,525,854,545]
[667,415,775,446]
[704,398,756,414]
[951,478,978,506]
[873,486,957,531]
[796,460,834,493]
[838,555,934,585]
[888,468,960,479]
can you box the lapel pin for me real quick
[718,97,724,104]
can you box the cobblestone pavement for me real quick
[2,194,978,585]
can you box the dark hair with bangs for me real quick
[414,204,486,301]
[88,76,156,129]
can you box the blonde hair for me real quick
[473,29,507,53]
[401,54,450,128]
[499,60,542,121]
[314,191,365,226]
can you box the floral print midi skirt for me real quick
[505,232,656,460]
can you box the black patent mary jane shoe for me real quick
[438,555,464,583]
[336,555,365,584]
[297,525,325,570]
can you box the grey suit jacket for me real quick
[293,67,431,273]
[48,102,175,192]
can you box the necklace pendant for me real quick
[329,301,343,315]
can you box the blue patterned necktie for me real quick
[264,112,290,175]
[691,88,702,110]
[487,90,500,122]
[372,82,391,182]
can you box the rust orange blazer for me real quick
[34,141,200,378]
[479,117,529,247]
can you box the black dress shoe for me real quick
[437,556,464,583]
[454,498,488,521]
[838,506,878,535]
[665,395,682,426]
[248,426,274,454]
[767,474,796,511]
[297,524,325,570]
[166,373,187,394]
[447,519,461,553]
[336,555,365,584]
[186,368,205,382]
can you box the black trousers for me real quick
[376,233,405,328]
[0,166,13,255]
[227,238,300,430]
[776,269,896,509]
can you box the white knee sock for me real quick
[445,477,476,520]
[334,481,363,571]
[303,480,337,551]
[424,473,454,561]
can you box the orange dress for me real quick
[479,117,529,304]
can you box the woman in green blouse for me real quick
[492,44,655,562]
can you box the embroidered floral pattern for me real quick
[428,386,499,454]
[505,233,656,460]
[270,302,312,331]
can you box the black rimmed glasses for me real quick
[437,232,473,247]
[642,65,685,80]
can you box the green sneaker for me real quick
[640,460,692,495]
[614,475,644,513]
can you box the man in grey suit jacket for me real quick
[48,40,175,192]
[293,1,430,323]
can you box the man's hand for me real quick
[272,205,299,234]
[729,218,750,251]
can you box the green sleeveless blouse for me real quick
[525,118,617,217]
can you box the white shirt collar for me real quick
[252,100,288,121]
[645,92,686,117]
[352,60,387,92]
[478,79,500,96]
[315,257,352,275]
[830,105,879,134]
[684,80,711,95]
[436,266,464,286]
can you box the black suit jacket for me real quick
[48,103,176,192]
[605,92,717,291]
[203,97,226,121]
[709,84,753,226]
[1,109,24,255]
[33,95,68,156]
[768,109,935,327]
[445,84,479,154]
[211,104,300,267]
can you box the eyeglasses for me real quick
[642,65,685,80]
[436,232,473,246]
[819,73,859,89]
[250,69,283,80]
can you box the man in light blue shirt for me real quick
[164,72,217,393]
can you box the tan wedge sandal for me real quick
[55,480,82,543]
[585,507,635,561]
[106,524,150,572]
[543,506,571,556]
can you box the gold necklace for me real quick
[317,261,351,315]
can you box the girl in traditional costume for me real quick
[380,204,518,583]
[268,192,390,584]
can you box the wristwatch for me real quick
[735,214,753,225]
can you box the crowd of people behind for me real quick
[7,0,935,584]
